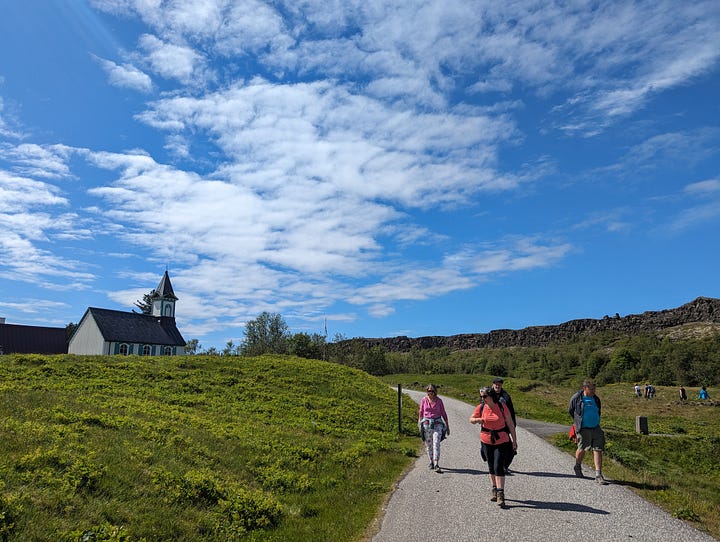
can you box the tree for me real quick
[240,312,289,356]
[288,332,325,360]
[184,338,200,355]
[222,340,240,356]
[65,322,78,340]
[134,291,154,314]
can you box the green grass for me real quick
[0,354,419,541]
[381,374,720,539]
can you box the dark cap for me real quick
[492,377,504,384]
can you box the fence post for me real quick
[397,384,402,433]
[636,415,648,435]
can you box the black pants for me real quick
[481,441,513,476]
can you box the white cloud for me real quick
[0,170,68,213]
[92,0,720,130]
[138,34,206,83]
[0,96,21,138]
[137,79,517,208]
[0,143,74,179]
[685,179,720,195]
[97,56,153,92]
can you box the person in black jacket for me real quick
[568,380,608,485]
[492,378,517,471]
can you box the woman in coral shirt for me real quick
[470,386,517,507]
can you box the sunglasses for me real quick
[480,394,488,398]
[427,390,436,394]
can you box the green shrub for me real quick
[70,523,131,542]
[0,488,21,539]
[213,489,283,537]
[152,468,223,505]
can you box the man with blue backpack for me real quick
[569,380,609,485]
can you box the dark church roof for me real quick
[0,323,68,354]
[83,307,185,346]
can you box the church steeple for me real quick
[150,270,178,318]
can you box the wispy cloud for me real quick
[96,56,153,93]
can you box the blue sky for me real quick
[1,1,719,351]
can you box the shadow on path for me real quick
[610,480,668,491]
[506,499,609,514]
[510,470,584,479]
[436,467,484,476]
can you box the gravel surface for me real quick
[371,390,716,542]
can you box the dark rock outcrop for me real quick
[344,297,720,353]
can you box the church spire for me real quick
[150,270,178,318]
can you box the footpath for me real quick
[370,390,716,542]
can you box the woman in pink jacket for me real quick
[418,384,450,473]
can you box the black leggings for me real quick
[481,442,512,476]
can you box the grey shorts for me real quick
[577,426,605,451]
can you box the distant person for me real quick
[492,377,517,472]
[644,384,651,399]
[470,386,518,507]
[679,386,687,401]
[568,380,608,485]
[418,384,450,473]
[698,386,710,400]
[634,384,642,397]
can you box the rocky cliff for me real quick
[347,296,720,352]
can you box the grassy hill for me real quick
[0,354,419,541]
[3,353,718,540]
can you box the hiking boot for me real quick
[429,462,434,470]
[595,474,609,485]
[496,490,505,507]
[573,464,584,478]
[434,464,443,473]
[490,488,497,502]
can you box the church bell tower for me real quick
[150,270,178,318]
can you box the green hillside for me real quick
[0,354,419,541]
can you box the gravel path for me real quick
[371,390,715,542]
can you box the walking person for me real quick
[418,384,450,473]
[698,386,709,400]
[679,386,687,401]
[492,377,517,472]
[569,380,608,485]
[470,386,517,507]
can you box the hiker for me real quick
[634,384,642,397]
[568,379,609,485]
[470,386,517,507]
[492,377,517,472]
[418,384,450,473]
[679,386,687,401]
[698,386,709,400]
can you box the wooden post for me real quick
[636,415,648,434]
[397,384,402,433]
